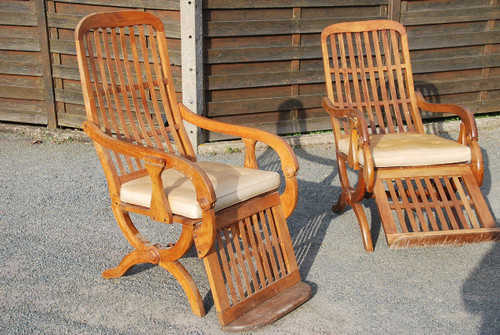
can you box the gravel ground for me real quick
[0,123,499,335]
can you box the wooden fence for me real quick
[1,0,499,143]
[0,0,181,129]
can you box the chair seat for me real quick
[337,133,471,167]
[120,161,280,219]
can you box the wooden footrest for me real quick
[374,166,499,248]
[202,192,310,329]
[222,281,311,332]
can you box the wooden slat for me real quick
[215,232,239,304]
[46,13,181,38]
[264,208,286,277]
[395,178,421,233]
[205,16,383,37]
[423,177,451,231]
[222,227,246,301]
[204,0,387,8]
[230,222,254,295]
[402,6,500,25]
[0,10,37,26]
[52,0,180,10]
[452,176,481,229]
[385,179,408,233]
[243,216,267,287]
[409,31,500,50]
[207,70,324,91]
[237,220,261,291]
[250,214,274,285]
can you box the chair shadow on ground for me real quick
[258,99,384,289]
[461,142,499,334]
[462,243,500,334]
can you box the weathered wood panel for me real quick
[1,0,498,145]
[0,0,181,129]
[204,1,390,141]
[401,0,500,115]
[0,0,48,125]
[204,0,500,141]
[46,0,182,128]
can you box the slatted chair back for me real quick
[75,12,195,182]
[321,20,424,137]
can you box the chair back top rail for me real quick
[75,11,195,178]
[321,19,424,136]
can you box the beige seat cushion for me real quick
[120,161,280,219]
[337,133,471,167]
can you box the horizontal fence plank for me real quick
[409,30,500,50]
[46,13,181,38]
[207,94,322,117]
[402,6,500,26]
[207,70,324,90]
[205,16,383,37]
[0,85,45,100]
[207,45,321,64]
[0,37,40,52]
[421,77,500,96]
[0,109,47,124]
[0,62,42,76]
[207,117,331,141]
[52,0,180,10]
[48,39,182,65]
[57,112,87,128]
[412,54,500,74]
[55,88,84,105]
[204,0,387,9]
[0,10,37,26]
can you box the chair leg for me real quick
[200,193,310,330]
[352,203,373,252]
[332,190,347,213]
[102,248,160,279]
[159,260,206,317]
[333,155,373,251]
[107,205,205,317]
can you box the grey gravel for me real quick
[1,124,499,335]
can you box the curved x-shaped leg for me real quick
[160,260,206,317]
[102,248,160,279]
[105,205,205,316]
[333,155,374,252]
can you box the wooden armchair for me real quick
[75,11,310,331]
[321,20,499,251]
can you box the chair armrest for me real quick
[322,97,374,191]
[179,103,299,218]
[82,121,217,257]
[416,92,483,186]
[416,92,478,141]
[322,97,370,144]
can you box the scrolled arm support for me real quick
[416,92,483,185]
[82,121,217,257]
[322,97,375,192]
[179,103,299,218]
[416,92,478,141]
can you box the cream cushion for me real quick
[120,161,280,219]
[337,133,471,167]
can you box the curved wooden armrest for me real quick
[322,97,370,144]
[322,97,375,192]
[179,103,299,218]
[82,121,217,257]
[415,92,483,186]
[416,92,478,141]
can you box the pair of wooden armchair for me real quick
[75,11,498,331]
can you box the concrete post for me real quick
[180,0,204,151]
